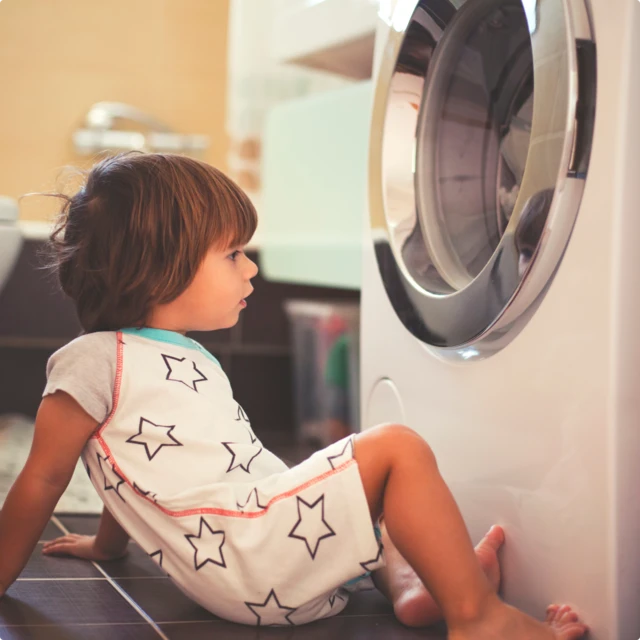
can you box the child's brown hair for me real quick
[44,152,257,333]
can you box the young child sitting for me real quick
[0,152,588,638]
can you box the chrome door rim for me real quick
[369,0,595,360]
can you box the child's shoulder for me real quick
[47,331,119,372]
[53,330,119,355]
[44,332,119,424]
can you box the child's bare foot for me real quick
[376,524,504,627]
[449,599,588,640]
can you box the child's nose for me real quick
[246,256,258,278]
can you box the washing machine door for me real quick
[369,0,595,359]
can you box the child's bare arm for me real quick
[0,391,99,595]
[95,505,130,556]
[43,506,130,561]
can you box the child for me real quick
[0,152,587,638]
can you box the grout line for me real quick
[50,515,171,640]
[16,577,169,581]
[0,622,163,628]
[48,518,66,535]
[156,620,224,626]
[16,578,109,582]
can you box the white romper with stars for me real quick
[43,328,384,626]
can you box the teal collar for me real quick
[120,327,221,368]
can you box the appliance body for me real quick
[361,0,640,637]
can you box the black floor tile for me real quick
[114,578,218,624]
[55,514,100,536]
[0,580,146,625]
[19,543,103,580]
[160,620,259,640]
[0,622,161,640]
[38,521,65,541]
[98,544,167,579]
[279,614,445,639]
[159,608,446,639]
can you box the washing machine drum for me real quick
[369,0,595,358]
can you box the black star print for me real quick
[360,542,385,573]
[83,459,91,480]
[97,453,125,501]
[162,354,207,392]
[185,517,227,571]
[236,487,267,512]
[329,591,346,608]
[149,549,163,567]
[327,438,354,470]
[223,441,263,474]
[235,405,257,442]
[126,417,183,461]
[133,482,158,503]
[235,404,250,422]
[288,495,336,559]
[245,589,297,626]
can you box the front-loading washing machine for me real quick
[361,0,640,637]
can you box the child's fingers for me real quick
[43,533,82,547]
[42,536,66,550]
[42,541,74,555]
[42,535,83,555]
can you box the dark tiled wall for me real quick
[0,241,358,437]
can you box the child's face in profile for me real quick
[149,240,258,333]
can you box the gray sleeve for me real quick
[43,332,117,424]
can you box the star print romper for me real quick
[43,328,384,626]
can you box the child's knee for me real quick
[356,423,436,466]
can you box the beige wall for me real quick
[0,0,230,222]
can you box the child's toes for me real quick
[555,604,572,619]
[546,604,560,622]
[559,609,579,623]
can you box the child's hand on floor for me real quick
[42,534,128,562]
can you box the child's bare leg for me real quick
[353,424,588,639]
[372,518,504,627]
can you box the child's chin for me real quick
[198,318,238,332]
[221,315,241,329]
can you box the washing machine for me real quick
[362,0,640,637]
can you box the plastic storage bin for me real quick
[284,300,360,448]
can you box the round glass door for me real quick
[369,0,595,359]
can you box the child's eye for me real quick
[228,250,242,261]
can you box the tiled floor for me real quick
[0,514,448,639]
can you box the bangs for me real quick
[209,186,257,250]
[186,160,258,252]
